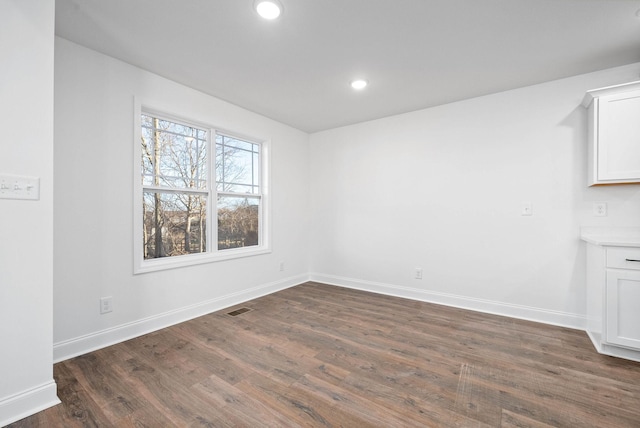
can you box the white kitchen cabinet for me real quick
[582,81,640,186]
[606,269,640,349]
[582,231,640,362]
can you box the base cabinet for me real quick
[586,243,640,362]
[606,270,640,349]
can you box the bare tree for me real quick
[141,115,209,259]
[141,117,166,258]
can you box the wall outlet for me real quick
[594,202,607,217]
[415,268,423,279]
[279,261,285,271]
[100,296,113,314]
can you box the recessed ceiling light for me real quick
[351,79,368,90]
[255,0,282,20]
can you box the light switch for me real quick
[0,174,40,200]
[521,202,533,216]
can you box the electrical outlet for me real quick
[415,268,423,280]
[100,296,113,314]
[279,261,285,271]
[594,202,607,217]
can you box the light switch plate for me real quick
[0,174,40,200]
[521,202,533,216]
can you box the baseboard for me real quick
[309,273,587,330]
[586,330,603,352]
[586,330,640,363]
[53,274,309,363]
[53,272,587,362]
[0,381,60,427]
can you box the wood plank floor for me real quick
[9,282,640,427]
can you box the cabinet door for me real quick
[597,90,640,182]
[606,270,640,349]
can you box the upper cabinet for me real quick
[583,81,640,186]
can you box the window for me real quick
[216,134,261,250]
[135,109,269,273]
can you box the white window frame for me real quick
[133,100,270,274]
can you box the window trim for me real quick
[133,99,271,274]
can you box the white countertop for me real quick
[580,227,640,247]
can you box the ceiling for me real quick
[55,0,640,133]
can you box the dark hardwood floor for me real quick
[9,282,640,427]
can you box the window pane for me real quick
[141,114,153,127]
[143,191,207,259]
[216,134,259,194]
[220,135,254,151]
[217,195,259,250]
[141,114,208,189]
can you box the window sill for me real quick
[134,246,271,274]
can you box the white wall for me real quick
[53,38,310,361]
[309,63,640,328]
[0,1,60,425]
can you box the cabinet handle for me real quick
[625,259,640,262]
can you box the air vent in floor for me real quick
[227,307,252,317]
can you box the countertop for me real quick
[580,227,640,247]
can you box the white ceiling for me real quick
[55,0,640,133]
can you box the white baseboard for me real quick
[0,381,60,427]
[587,330,640,362]
[54,272,587,363]
[309,273,587,330]
[53,274,308,363]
